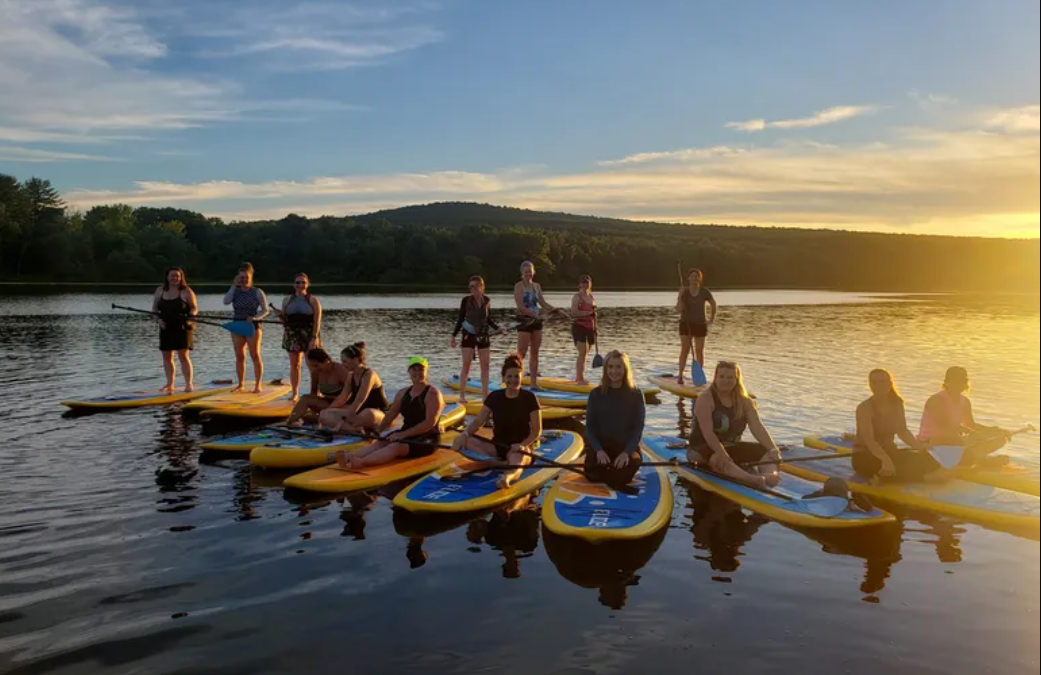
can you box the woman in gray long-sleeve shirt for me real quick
[583,350,646,493]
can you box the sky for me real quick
[0,0,1038,237]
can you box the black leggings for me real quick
[583,443,642,488]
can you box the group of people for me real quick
[148,261,1012,495]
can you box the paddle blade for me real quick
[794,496,849,518]
[928,445,966,470]
[223,320,256,338]
[690,360,708,387]
[592,353,604,368]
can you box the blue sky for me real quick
[1,0,1038,236]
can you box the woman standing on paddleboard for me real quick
[223,262,269,393]
[514,261,563,391]
[687,361,782,489]
[676,268,717,385]
[452,353,543,490]
[570,275,597,385]
[152,267,198,393]
[451,275,506,403]
[319,342,389,434]
[334,357,446,470]
[854,369,947,483]
[284,348,350,427]
[276,272,323,402]
[583,350,645,494]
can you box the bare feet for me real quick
[289,393,299,403]
[231,384,245,393]
[677,375,686,385]
[575,380,589,386]
[286,418,303,428]
[335,451,353,469]
[253,384,263,394]
[184,384,194,393]
[496,474,515,490]
[161,384,175,394]
[763,473,781,488]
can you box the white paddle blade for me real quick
[794,496,850,518]
[928,445,966,470]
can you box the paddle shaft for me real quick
[112,304,276,330]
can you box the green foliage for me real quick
[0,174,1037,291]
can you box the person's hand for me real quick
[708,451,733,475]
[596,450,611,466]
[233,273,244,287]
[880,455,897,477]
[386,431,404,443]
[509,443,524,458]
[613,453,630,469]
[451,433,467,452]
[450,337,458,349]
[157,319,166,330]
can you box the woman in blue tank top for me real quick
[222,262,269,393]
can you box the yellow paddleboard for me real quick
[201,397,295,419]
[461,400,584,420]
[443,377,588,409]
[61,380,237,410]
[522,376,661,398]
[646,375,709,400]
[181,380,292,412]
[284,431,462,493]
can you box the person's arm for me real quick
[277,295,289,321]
[745,401,779,454]
[453,405,493,450]
[310,296,322,344]
[625,391,647,457]
[535,283,557,313]
[327,375,354,410]
[377,390,406,436]
[253,289,270,321]
[485,298,502,331]
[151,288,162,314]
[522,407,543,449]
[858,402,898,464]
[223,285,236,305]
[184,289,198,318]
[404,388,444,438]
[584,390,604,454]
[676,289,685,314]
[308,363,319,397]
[895,403,927,451]
[706,290,717,324]
[690,394,728,458]
[452,297,467,337]
[346,370,375,415]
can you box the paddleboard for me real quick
[180,380,292,412]
[249,402,467,469]
[805,434,1040,497]
[647,375,709,400]
[201,424,323,452]
[522,376,660,398]
[201,397,295,420]
[392,430,585,513]
[283,431,463,494]
[780,444,1040,533]
[461,400,584,420]
[643,435,896,529]
[61,380,236,410]
[442,376,588,409]
[541,445,673,542]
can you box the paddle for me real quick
[591,309,604,369]
[677,262,708,387]
[927,425,1037,469]
[112,304,257,339]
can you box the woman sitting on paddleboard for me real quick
[452,353,543,490]
[514,261,564,390]
[917,366,1012,467]
[676,268,716,385]
[853,369,946,483]
[284,348,350,427]
[319,342,389,434]
[570,275,597,385]
[583,350,645,494]
[334,357,446,470]
[686,360,782,489]
[222,262,269,393]
[451,275,506,403]
[152,267,198,393]
[276,272,322,402]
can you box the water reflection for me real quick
[683,482,769,576]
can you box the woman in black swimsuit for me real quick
[686,360,783,489]
[319,342,389,433]
[451,275,506,403]
[676,268,717,385]
[335,357,447,469]
[285,348,351,427]
[151,267,198,393]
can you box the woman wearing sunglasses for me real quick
[275,272,323,402]
[451,275,506,403]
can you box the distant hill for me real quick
[2,173,1038,292]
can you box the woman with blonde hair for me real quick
[686,361,782,489]
[222,262,269,393]
[582,350,646,494]
[276,272,323,402]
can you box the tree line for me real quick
[2,173,1037,292]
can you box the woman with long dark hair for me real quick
[152,267,198,392]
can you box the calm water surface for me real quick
[1,290,1038,675]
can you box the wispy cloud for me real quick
[726,105,883,132]
[984,105,1040,134]
[62,105,1040,237]
[0,146,122,163]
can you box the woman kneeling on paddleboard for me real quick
[334,357,446,470]
[152,267,198,393]
[452,353,543,489]
[285,348,350,427]
[451,275,506,403]
[687,361,782,489]
[583,350,645,493]
[319,342,389,434]
[854,369,946,483]
[917,366,1012,467]
[223,262,269,393]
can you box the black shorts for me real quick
[461,332,491,350]
[490,436,523,461]
[571,325,596,346]
[159,327,193,352]
[516,318,543,334]
[679,322,708,338]
[405,433,441,459]
[691,441,768,466]
[852,447,942,483]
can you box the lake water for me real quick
[1,290,1038,675]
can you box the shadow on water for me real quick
[680,481,770,578]
[542,524,669,610]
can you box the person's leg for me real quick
[478,348,492,400]
[529,330,543,388]
[677,330,692,385]
[177,349,193,392]
[288,351,303,401]
[247,332,264,393]
[161,351,175,392]
[231,336,247,391]
[459,347,474,403]
[575,340,589,384]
